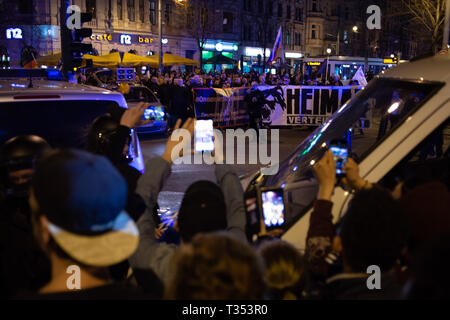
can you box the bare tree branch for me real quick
[400,0,446,51]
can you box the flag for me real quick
[352,66,368,86]
[267,26,284,65]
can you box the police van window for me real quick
[124,87,158,103]
[0,100,123,148]
[265,79,443,228]
[267,79,443,187]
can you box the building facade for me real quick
[0,0,422,69]
[239,0,306,72]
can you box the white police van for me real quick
[0,69,144,172]
[244,52,450,249]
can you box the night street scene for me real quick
[0,0,450,307]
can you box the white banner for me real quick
[256,85,363,126]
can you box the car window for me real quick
[264,78,444,228]
[0,100,123,148]
[124,87,158,103]
[267,79,444,187]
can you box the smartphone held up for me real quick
[195,119,214,152]
[329,139,349,177]
[142,106,165,121]
[259,187,286,231]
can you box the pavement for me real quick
[138,128,312,215]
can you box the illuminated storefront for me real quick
[242,47,271,73]
[0,25,59,64]
[284,52,303,74]
[0,24,199,68]
[201,40,239,73]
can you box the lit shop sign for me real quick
[90,33,159,45]
[307,61,322,66]
[6,27,23,39]
[139,36,156,43]
[161,38,168,44]
[285,52,303,59]
[120,34,157,45]
[120,34,132,45]
[383,57,398,64]
[204,42,238,52]
[90,34,112,41]
[244,47,271,57]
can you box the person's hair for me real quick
[165,232,265,300]
[259,240,305,300]
[339,188,409,273]
[30,209,111,282]
[86,114,120,157]
[177,181,227,243]
[400,181,450,256]
[405,232,450,299]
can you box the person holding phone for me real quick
[305,150,407,300]
[129,118,247,285]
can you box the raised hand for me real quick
[342,158,372,190]
[313,150,337,201]
[162,118,195,164]
[120,102,151,128]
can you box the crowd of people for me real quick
[80,68,361,92]
[0,102,449,300]
[78,68,366,131]
[139,69,360,89]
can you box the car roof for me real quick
[0,79,128,107]
[379,52,450,83]
[128,84,149,89]
[0,79,113,94]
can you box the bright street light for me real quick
[326,48,332,54]
[352,26,358,32]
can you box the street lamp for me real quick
[158,0,163,73]
[326,33,340,56]
[325,48,331,83]
[351,26,359,57]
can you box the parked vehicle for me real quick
[122,85,169,135]
[0,69,144,172]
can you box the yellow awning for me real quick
[36,52,178,69]
[83,52,122,68]
[122,52,155,67]
[83,52,157,68]
[145,53,200,67]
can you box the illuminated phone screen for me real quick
[195,120,214,152]
[261,189,285,229]
[143,106,165,121]
[330,146,348,176]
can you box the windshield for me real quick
[264,78,443,226]
[124,87,159,103]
